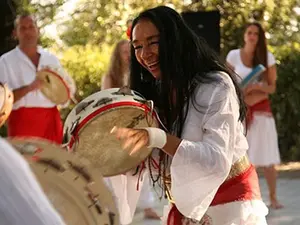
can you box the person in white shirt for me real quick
[0,13,70,144]
[101,39,160,223]
[0,137,66,225]
[110,6,268,225]
[226,22,283,209]
[101,39,130,89]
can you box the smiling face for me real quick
[132,19,160,79]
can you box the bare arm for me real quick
[13,85,33,103]
[161,134,182,156]
[101,75,112,90]
[13,79,42,103]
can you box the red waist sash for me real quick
[246,99,272,126]
[7,107,63,144]
[167,165,261,225]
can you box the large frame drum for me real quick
[8,137,119,225]
[63,87,159,177]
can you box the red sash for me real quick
[210,165,261,206]
[167,165,261,225]
[7,107,63,144]
[246,99,272,126]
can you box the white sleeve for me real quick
[171,75,244,221]
[267,52,276,67]
[0,138,66,225]
[0,57,9,87]
[226,50,236,66]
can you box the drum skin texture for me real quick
[8,137,120,225]
[37,67,76,105]
[63,87,159,177]
[0,83,14,127]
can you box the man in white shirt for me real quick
[0,13,68,144]
[0,137,66,225]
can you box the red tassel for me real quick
[167,204,183,225]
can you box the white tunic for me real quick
[226,49,281,167]
[0,46,73,110]
[111,71,268,224]
[226,49,276,80]
[0,137,66,225]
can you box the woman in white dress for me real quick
[111,6,268,225]
[226,22,283,209]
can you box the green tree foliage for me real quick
[59,0,185,46]
[17,0,66,28]
[61,44,111,99]
[270,43,300,161]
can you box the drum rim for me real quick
[68,101,159,148]
[37,68,71,104]
[0,83,13,127]
[7,137,120,225]
[0,83,5,111]
[65,101,159,176]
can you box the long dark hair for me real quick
[243,22,268,79]
[129,6,246,193]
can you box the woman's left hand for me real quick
[110,126,150,155]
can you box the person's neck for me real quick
[19,45,38,58]
[242,44,255,55]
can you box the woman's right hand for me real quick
[29,79,43,91]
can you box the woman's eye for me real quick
[150,41,159,45]
[133,45,142,50]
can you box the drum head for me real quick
[71,105,158,177]
[37,69,70,105]
[0,83,13,127]
[8,137,119,225]
[0,84,5,110]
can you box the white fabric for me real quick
[104,172,144,225]
[226,49,281,167]
[0,137,66,225]
[161,199,268,225]
[170,72,267,224]
[137,172,157,209]
[143,127,167,149]
[246,114,281,166]
[226,49,276,81]
[0,46,74,110]
[109,72,268,225]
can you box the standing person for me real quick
[101,39,130,89]
[226,22,283,209]
[0,13,74,144]
[111,6,268,225]
[101,39,160,222]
